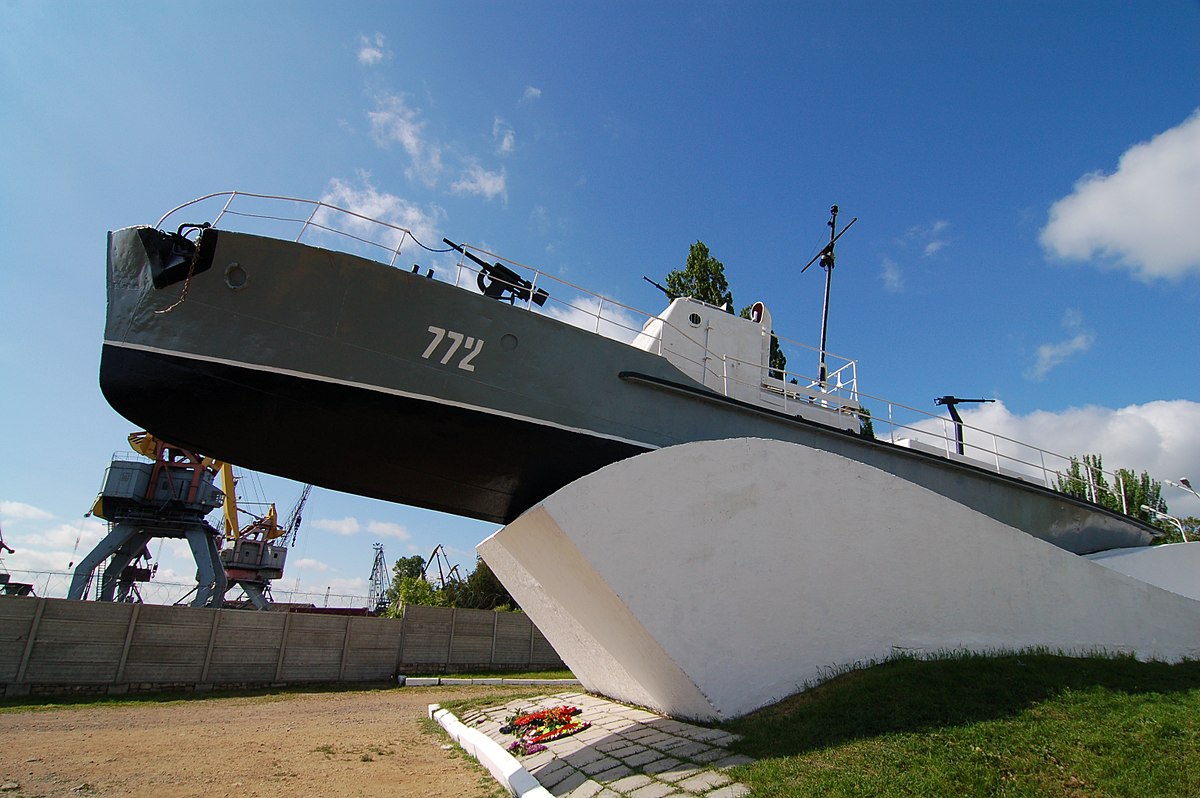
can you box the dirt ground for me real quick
[0,685,544,798]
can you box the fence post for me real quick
[490,612,499,668]
[274,611,293,682]
[115,603,141,683]
[445,608,459,669]
[395,606,407,671]
[338,615,354,681]
[528,615,536,665]
[15,597,47,684]
[201,609,222,683]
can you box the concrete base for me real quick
[478,438,1200,722]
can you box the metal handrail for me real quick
[155,192,1135,510]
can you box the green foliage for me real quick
[394,574,445,609]
[1154,514,1199,545]
[665,241,734,310]
[386,555,518,614]
[456,556,520,611]
[858,406,876,440]
[1055,453,1167,524]
[392,554,425,580]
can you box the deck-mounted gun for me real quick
[444,238,549,307]
[642,276,680,302]
[935,395,996,456]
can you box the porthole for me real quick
[688,313,702,326]
[224,262,248,290]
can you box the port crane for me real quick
[71,432,309,609]
[367,543,391,614]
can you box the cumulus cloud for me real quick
[493,117,515,155]
[893,399,1200,515]
[357,33,389,65]
[451,162,507,202]
[0,515,108,575]
[908,219,949,256]
[1026,309,1094,381]
[1041,109,1200,280]
[310,516,361,536]
[368,92,444,186]
[366,520,411,540]
[0,500,54,523]
[545,296,645,344]
[320,173,446,251]
[522,86,542,103]
[880,256,904,293]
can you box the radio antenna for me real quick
[802,206,857,385]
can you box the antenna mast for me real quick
[801,205,857,386]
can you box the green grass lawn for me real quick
[723,653,1200,797]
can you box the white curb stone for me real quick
[430,704,554,798]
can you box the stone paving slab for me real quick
[455,691,752,798]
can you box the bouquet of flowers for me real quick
[501,705,590,755]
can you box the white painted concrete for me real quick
[479,437,1200,722]
[429,704,552,798]
[1087,542,1200,600]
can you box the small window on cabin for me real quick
[688,313,702,326]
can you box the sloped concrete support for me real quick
[478,438,1200,722]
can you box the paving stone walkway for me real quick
[454,691,753,797]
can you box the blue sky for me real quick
[2,1,1199,600]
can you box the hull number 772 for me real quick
[422,325,485,372]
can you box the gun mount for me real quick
[444,238,549,307]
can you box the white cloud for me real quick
[0,500,54,523]
[310,516,361,536]
[544,295,645,344]
[880,255,904,293]
[906,219,949,256]
[1026,309,1094,381]
[293,557,331,572]
[949,400,1200,515]
[357,33,389,66]
[320,173,446,252]
[366,520,412,540]
[493,117,515,156]
[1041,109,1200,280]
[891,399,1200,515]
[368,92,444,186]
[451,162,507,202]
[522,86,542,103]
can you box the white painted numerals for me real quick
[422,326,485,372]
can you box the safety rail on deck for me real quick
[155,192,1134,515]
[860,392,1131,513]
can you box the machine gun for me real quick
[642,276,680,301]
[443,238,549,307]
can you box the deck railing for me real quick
[156,191,1134,514]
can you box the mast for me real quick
[801,206,856,387]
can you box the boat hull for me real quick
[99,343,644,524]
[101,225,1157,551]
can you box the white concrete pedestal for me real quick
[479,438,1200,721]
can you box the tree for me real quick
[858,406,876,440]
[383,554,518,614]
[1151,515,1198,545]
[457,557,519,611]
[661,241,788,378]
[665,242,734,310]
[392,555,425,580]
[1054,453,1167,524]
